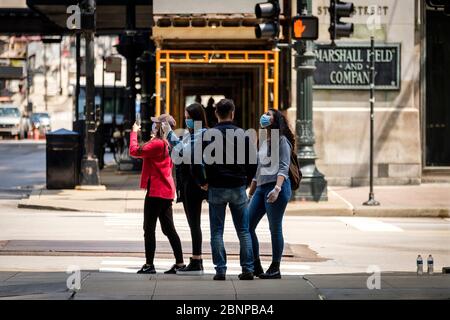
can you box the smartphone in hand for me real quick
[135,113,141,126]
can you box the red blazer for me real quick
[129,131,176,200]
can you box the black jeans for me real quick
[181,180,205,256]
[143,195,184,265]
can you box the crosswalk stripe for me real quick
[336,217,403,232]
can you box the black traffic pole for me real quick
[363,36,380,206]
[59,40,63,95]
[117,3,141,171]
[79,0,101,187]
[137,41,155,142]
[43,42,47,111]
[112,74,117,132]
[101,55,105,122]
[294,0,328,201]
[141,2,155,141]
[25,42,31,115]
[75,33,81,123]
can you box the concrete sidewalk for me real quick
[0,271,449,300]
[17,164,450,217]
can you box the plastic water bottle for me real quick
[427,255,434,275]
[416,255,423,275]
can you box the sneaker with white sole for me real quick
[137,264,156,274]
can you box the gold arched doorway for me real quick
[155,49,279,124]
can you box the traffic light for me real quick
[292,16,319,40]
[255,0,281,39]
[329,0,354,41]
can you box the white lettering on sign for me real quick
[316,5,389,16]
[330,70,372,85]
[313,44,400,90]
[316,48,395,64]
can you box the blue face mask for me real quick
[260,114,272,128]
[185,118,195,129]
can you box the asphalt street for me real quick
[0,141,46,193]
[0,141,113,198]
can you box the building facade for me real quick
[305,0,422,186]
[2,0,447,186]
[151,0,449,186]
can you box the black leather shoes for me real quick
[259,262,281,279]
[254,259,264,278]
[164,264,186,274]
[259,270,281,279]
[214,273,226,281]
[176,258,204,275]
[238,272,254,280]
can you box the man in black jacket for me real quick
[201,99,257,281]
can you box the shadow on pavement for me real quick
[1,271,449,300]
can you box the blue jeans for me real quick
[208,186,254,274]
[248,179,291,263]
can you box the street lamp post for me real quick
[363,36,380,206]
[294,0,327,201]
[43,42,47,111]
[79,0,101,186]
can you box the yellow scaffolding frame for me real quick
[155,49,279,116]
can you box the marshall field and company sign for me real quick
[313,43,401,90]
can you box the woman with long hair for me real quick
[130,114,185,274]
[247,108,295,279]
[162,102,209,275]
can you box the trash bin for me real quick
[46,128,81,189]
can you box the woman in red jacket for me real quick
[129,114,185,274]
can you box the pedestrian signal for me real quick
[292,16,319,40]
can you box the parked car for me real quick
[30,112,51,135]
[0,105,23,139]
